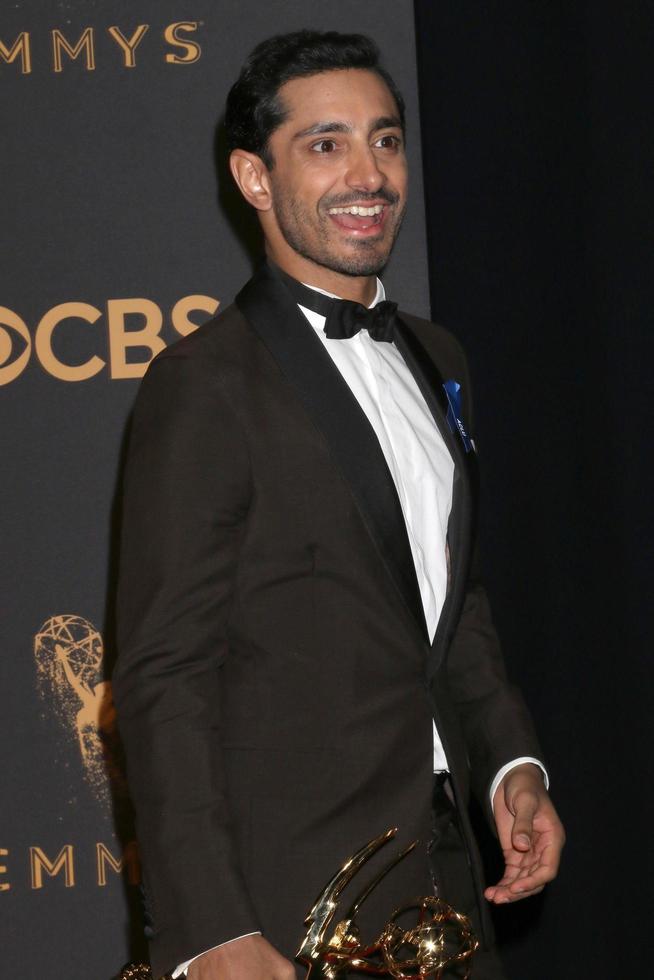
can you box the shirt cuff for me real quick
[172,932,262,977]
[489,757,549,814]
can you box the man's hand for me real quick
[187,934,296,979]
[485,763,565,904]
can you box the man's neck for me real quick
[265,248,379,306]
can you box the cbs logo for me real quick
[0,294,218,385]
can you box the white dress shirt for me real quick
[173,278,546,976]
[302,278,454,769]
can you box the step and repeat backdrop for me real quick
[1,2,430,976]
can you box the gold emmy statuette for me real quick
[116,966,153,980]
[296,828,478,979]
[116,965,172,980]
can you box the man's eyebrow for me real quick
[292,116,403,140]
[293,121,352,139]
[370,115,403,133]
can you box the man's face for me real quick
[263,68,408,279]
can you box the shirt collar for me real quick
[300,277,385,309]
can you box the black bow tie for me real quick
[278,267,398,343]
[323,298,398,342]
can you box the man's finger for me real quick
[506,857,560,893]
[494,864,523,887]
[488,883,545,903]
[510,791,539,850]
[484,859,527,898]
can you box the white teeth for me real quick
[328,205,384,216]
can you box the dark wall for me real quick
[414,2,652,978]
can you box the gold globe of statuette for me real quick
[379,895,478,978]
[116,966,171,980]
[116,966,151,980]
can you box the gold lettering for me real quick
[35,303,105,381]
[0,32,32,74]
[52,28,95,73]
[164,22,201,64]
[96,840,140,886]
[30,845,75,889]
[107,25,149,68]
[0,306,32,385]
[172,294,220,337]
[0,849,10,892]
[107,298,165,379]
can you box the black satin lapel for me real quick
[392,318,479,661]
[236,264,429,642]
[393,318,460,462]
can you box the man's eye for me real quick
[375,135,401,149]
[311,139,337,153]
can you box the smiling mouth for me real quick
[326,204,387,233]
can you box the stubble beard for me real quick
[272,189,406,278]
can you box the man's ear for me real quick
[229,149,272,211]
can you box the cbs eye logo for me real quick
[0,307,31,385]
[0,295,218,385]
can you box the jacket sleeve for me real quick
[445,547,545,823]
[444,343,545,823]
[112,347,260,978]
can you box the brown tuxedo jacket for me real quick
[113,262,542,979]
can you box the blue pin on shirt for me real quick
[443,380,473,453]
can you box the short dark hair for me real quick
[225,30,405,168]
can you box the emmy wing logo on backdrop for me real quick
[0,613,140,895]
[34,614,125,807]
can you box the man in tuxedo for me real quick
[113,30,565,980]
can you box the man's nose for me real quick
[344,143,385,192]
